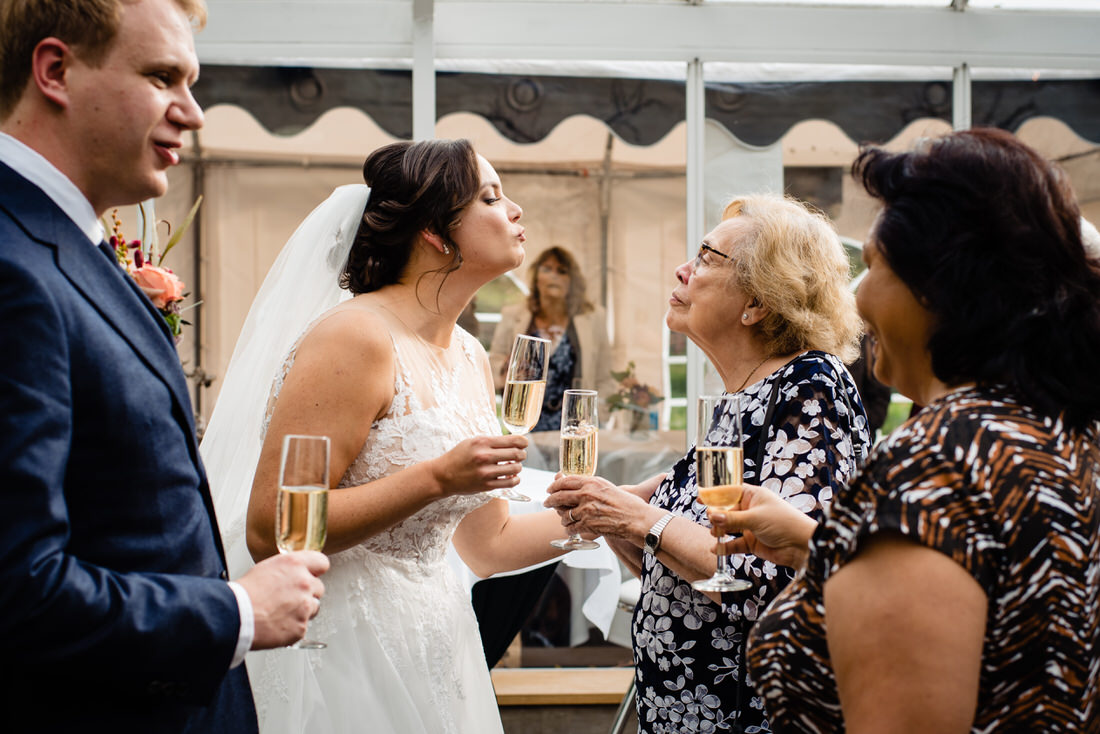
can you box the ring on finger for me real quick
[568,508,576,524]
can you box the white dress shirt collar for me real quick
[0,131,104,245]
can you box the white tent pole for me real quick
[685,58,705,446]
[953,62,972,131]
[412,0,436,140]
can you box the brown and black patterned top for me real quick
[750,384,1100,732]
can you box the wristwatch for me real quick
[643,513,674,556]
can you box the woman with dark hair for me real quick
[711,128,1100,732]
[203,139,579,734]
[489,245,615,429]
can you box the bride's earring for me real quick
[443,245,450,255]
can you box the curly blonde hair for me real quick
[722,194,863,363]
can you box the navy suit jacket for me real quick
[0,162,258,733]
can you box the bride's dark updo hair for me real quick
[341,138,480,294]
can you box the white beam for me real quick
[197,2,1100,72]
[412,0,436,140]
[953,62,972,129]
[685,58,705,446]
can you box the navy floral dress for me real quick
[632,351,871,733]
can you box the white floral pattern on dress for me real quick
[631,351,871,734]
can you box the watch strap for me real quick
[644,513,674,555]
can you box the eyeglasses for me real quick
[693,242,733,270]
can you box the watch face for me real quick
[644,533,658,552]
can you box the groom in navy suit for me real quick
[0,1,329,731]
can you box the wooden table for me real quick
[492,666,635,706]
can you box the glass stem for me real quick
[716,536,734,578]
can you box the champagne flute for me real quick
[551,389,600,550]
[692,395,752,592]
[275,433,331,648]
[492,334,550,501]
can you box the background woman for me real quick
[546,193,870,733]
[716,129,1100,732]
[205,139,576,734]
[489,245,615,429]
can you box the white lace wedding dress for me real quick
[248,305,505,734]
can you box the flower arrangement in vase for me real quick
[607,361,663,435]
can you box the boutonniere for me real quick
[105,197,202,343]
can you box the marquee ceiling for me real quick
[192,1,1100,146]
[193,67,1100,146]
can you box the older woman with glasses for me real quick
[546,193,871,733]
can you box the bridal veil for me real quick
[201,184,371,578]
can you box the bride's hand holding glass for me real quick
[428,434,529,497]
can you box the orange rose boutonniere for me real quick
[106,197,202,342]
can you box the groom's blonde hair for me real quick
[0,0,207,120]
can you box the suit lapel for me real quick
[60,235,198,424]
[0,162,202,470]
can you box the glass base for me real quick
[488,487,531,502]
[550,536,599,551]
[692,576,752,592]
[292,639,326,649]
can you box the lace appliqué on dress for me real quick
[254,322,501,734]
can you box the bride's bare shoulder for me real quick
[295,301,394,366]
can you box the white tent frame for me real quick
[195,0,1100,438]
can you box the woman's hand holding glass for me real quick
[494,334,550,501]
[692,395,751,592]
[551,389,600,550]
[545,474,653,542]
[706,486,818,571]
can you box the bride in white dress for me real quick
[201,139,579,733]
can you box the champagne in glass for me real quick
[560,425,597,476]
[692,395,752,592]
[695,447,743,510]
[276,434,331,648]
[551,390,600,551]
[501,379,546,435]
[491,334,550,501]
[276,485,328,553]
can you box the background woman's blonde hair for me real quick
[722,194,863,363]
